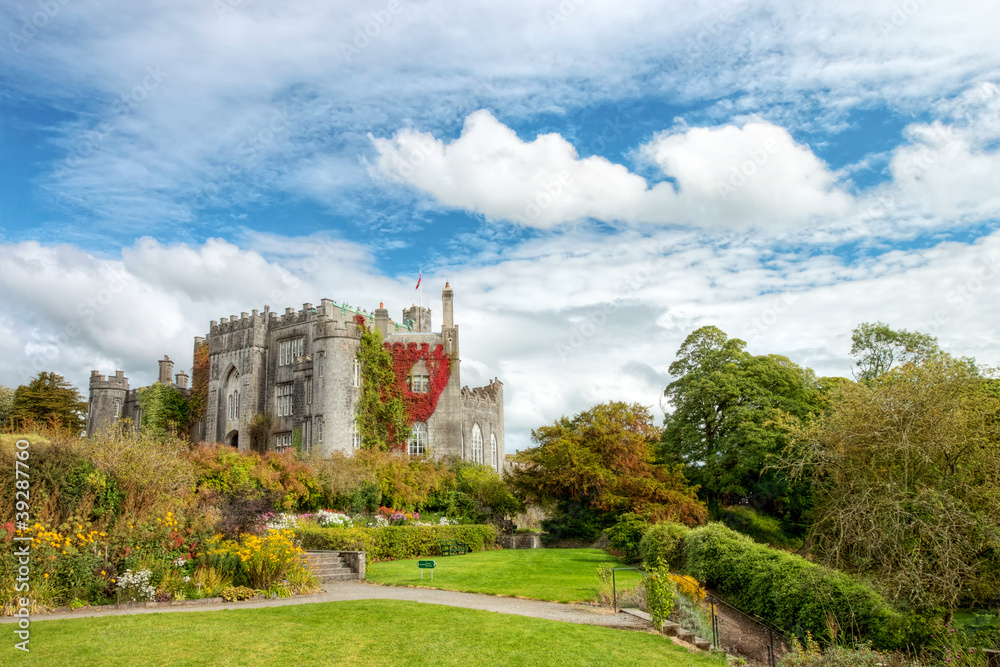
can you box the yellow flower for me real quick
[43,574,49,578]
[101,571,106,576]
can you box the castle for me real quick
[85,284,506,468]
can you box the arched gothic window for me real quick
[409,422,428,456]
[490,433,498,470]
[471,424,483,464]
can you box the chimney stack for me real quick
[158,355,174,385]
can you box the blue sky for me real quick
[1,0,998,450]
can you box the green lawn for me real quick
[367,548,644,603]
[6,600,724,666]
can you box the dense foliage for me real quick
[510,401,706,538]
[787,354,1000,611]
[659,326,825,524]
[137,381,191,436]
[354,321,410,451]
[682,523,921,650]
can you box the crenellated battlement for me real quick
[208,298,417,336]
[89,369,129,390]
[461,378,503,403]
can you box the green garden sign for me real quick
[418,560,436,580]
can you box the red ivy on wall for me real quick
[385,341,453,425]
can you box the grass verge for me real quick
[367,548,644,603]
[6,600,724,666]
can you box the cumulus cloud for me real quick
[372,111,853,230]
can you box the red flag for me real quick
[415,270,422,290]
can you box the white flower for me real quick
[316,510,353,528]
[264,513,298,530]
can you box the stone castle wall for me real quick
[86,287,505,464]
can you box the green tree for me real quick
[0,385,14,430]
[11,372,87,433]
[787,355,1000,611]
[850,320,940,382]
[509,401,707,533]
[660,326,826,523]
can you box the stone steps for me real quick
[305,552,361,583]
[621,608,714,652]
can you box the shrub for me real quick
[683,522,922,650]
[638,522,689,570]
[718,505,803,550]
[606,513,648,564]
[205,528,309,589]
[643,563,677,627]
[220,586,256,602]
[296,524,498,561]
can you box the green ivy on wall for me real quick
[137,382,190,436]
[354,316,410,451]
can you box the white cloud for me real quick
[372,111,853,230]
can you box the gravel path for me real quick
[3,582,652,631]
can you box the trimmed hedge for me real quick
[682,523,924,650]
[296,524,498,561]
[638,522,689,571]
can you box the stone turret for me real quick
[86,370,130,436]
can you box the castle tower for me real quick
[402,304,431,332]
[86,370,130,436]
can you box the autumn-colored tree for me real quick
[510,402,707,533]
[11,371,87,433]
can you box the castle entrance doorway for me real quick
[226,430,239,448]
